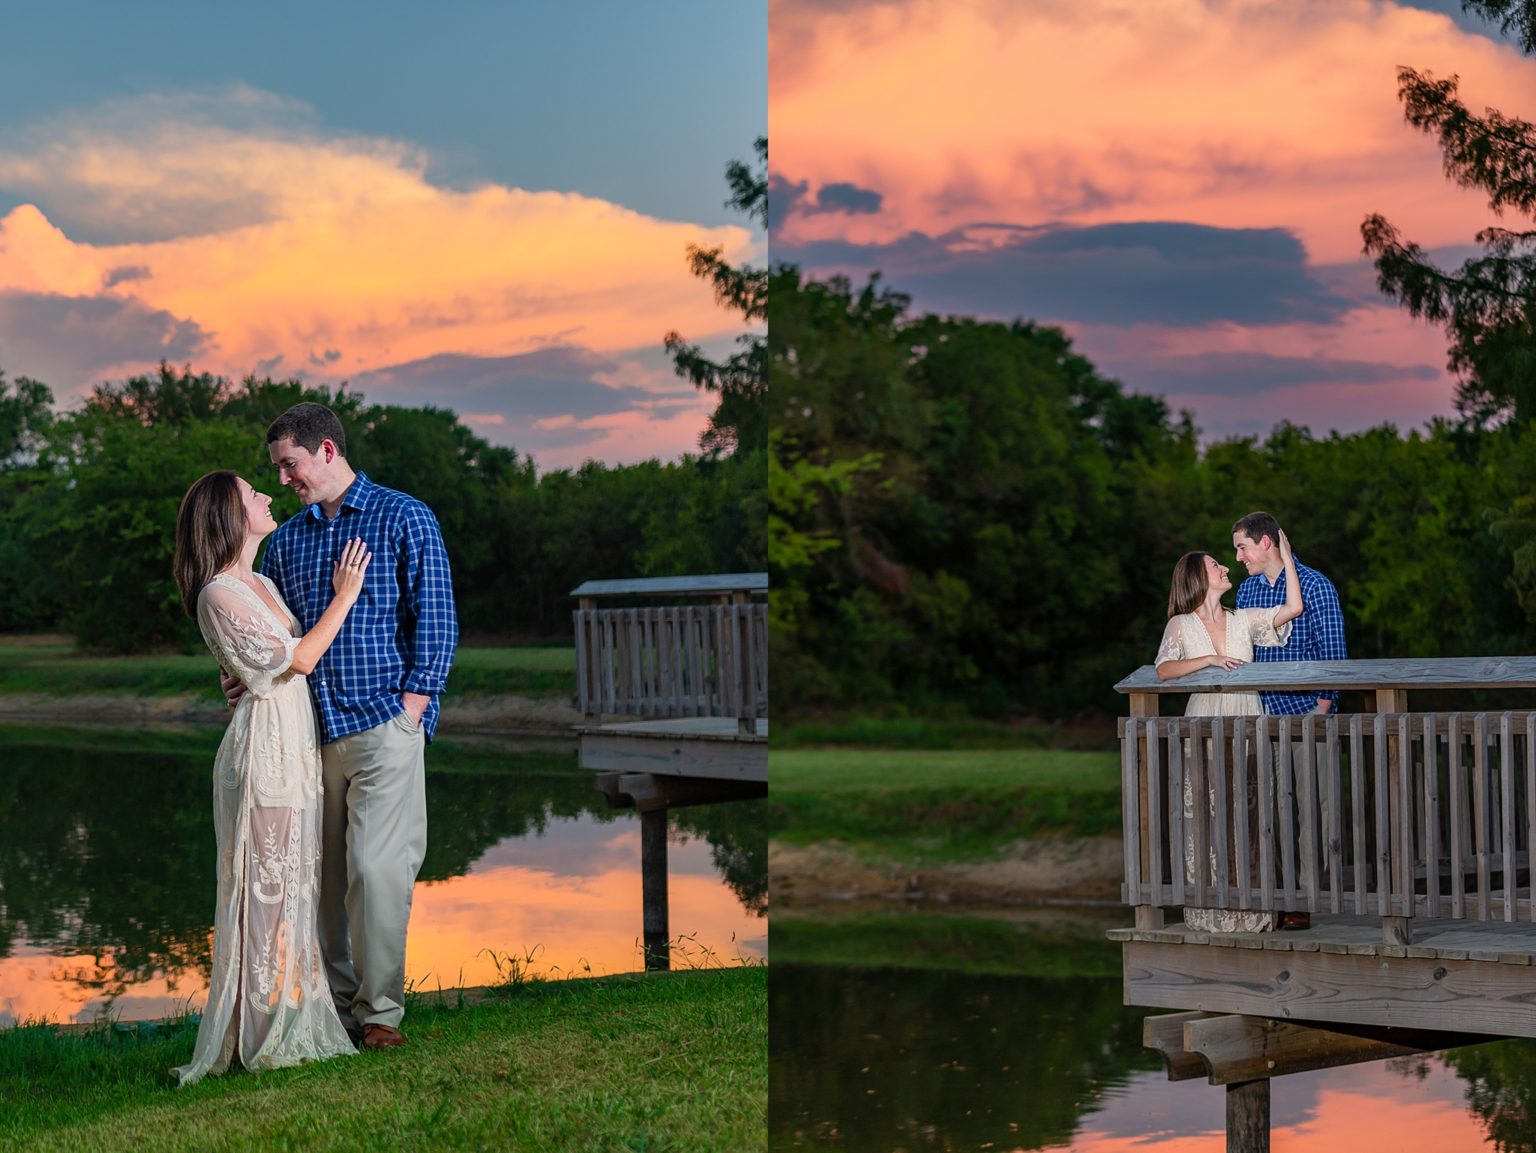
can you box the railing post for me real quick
[1129,693,1163,930]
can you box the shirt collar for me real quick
[303,471,375,521]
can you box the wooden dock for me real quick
[1112,656,1536,1150]
[571,574,768,969]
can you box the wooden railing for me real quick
[1115,658,1536,941]
[572,574,767,726]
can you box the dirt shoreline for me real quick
[0,692,585,737]
[770,836,1125,907]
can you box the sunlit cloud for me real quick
[0,86,756,463]
[771,0,1533,262]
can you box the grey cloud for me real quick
[769,173,882,230]
[0,291,207,387]
[308,348,342,368]
[768,174,810,232]
[807,182,882,216]
[103,265,151,288]
[777,221,1354,327]
[1116,351,1442,398]
[349,346,695,458]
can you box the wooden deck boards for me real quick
[1109,913,1536,962]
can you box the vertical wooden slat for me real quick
[1278,718,1296,912]
[1475,713,1491,921]
[603,612,619,713]
[1528,714,1536,923]
[1350,715,1367,916]
[1326,714,1342,914]
[1190,723,1208,912]
[1233,718,1250,910]
[1147,717,1165,908]
[1211,717,1230,910]
[1374,713,1390,917]
[1424,714,1442,918]
[1301,713,1320,916]
[1397,714,1415,919]
[1449,713,1466,920]
[1123,718,1142,906]
[1257,716,1275,916]
[1502,712,1516,922]
[1167,723,1185,908]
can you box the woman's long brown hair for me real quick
[1167,551,1224,618]
[174,471,245,616]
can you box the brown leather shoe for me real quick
[1278,911,1311,931]
[362,1023,406,1049]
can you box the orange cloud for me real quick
[771,0,1534,263]
[0,87,758,433]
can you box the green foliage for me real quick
[1362,21,1536,426]
[769,256,1536,720]
[0,362,762,651]
[665,137,768,459]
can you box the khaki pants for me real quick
[318,712,427,1030]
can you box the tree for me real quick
[1361,2,1536,425]
[664,138,768,458]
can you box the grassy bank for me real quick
[0,637,574,700]
[1,968,765,1153]
[770,747,1121,865]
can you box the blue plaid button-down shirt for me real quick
[1235,559,1346,715]
[261,472,457,743]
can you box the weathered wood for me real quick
[1123,935,1536,1036]
[1116,656,1536,695]
[1227,1079,1270,1153]
[1277,721,1296,910]
[1258,724,1275,914]
[1183,1014,1495,1085]
[1502,713,1516,923]
[579,722,768,782]
[1143,1011,1216,1080]
[1234,720,1250,911]
[570,573,767,598]
[593,771,767,812]
[1476,714,1491,921]
[641,807,669,971]
[1124,718,1142,904]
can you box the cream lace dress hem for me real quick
[172,572,355,1085]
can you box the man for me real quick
[1232,510,1345,931]
[224,401,457,1049]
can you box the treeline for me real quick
[769,267,1536,720]
[0,365,765,652]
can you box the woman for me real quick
[170,470,370,1084]
[1154,529,1302,933]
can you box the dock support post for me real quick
[1226,1079,1270,1153]
[641,807,670,970]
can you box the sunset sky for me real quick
[0,2,766,469]
[769,0,1534,441]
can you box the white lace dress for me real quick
[1155,607,1291,934]
[173,572,355,1085]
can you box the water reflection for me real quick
[769,917,1536,1152]
[0,726,766,1025]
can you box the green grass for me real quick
[770,747,1122,864]
[770,910,1123,977]
[0,638,574,700]
[0,968,765,1153]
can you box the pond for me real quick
[0,725,766,1026]
[770,908,1536,1152]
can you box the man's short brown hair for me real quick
[1232,510,1280,548]
[266,402,347,456]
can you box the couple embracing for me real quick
[170,402,457,1084]
[1154,511,1347,934]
